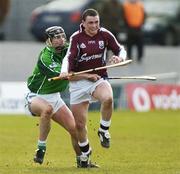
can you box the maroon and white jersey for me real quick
[66,26,123,77]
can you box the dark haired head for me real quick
[45,26,66,39]
[82,8,99,21]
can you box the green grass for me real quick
[0,110,180,174]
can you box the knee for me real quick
[66,122,76,135]
[103,96,113,106]
[68,126,77,137]
[42,105,53,119]
[76,121,86,132]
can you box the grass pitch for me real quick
[0,110,180,174]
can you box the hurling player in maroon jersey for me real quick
[60,8,127,168]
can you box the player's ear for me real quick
[82,20,85,27]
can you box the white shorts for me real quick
[25,91,65,116]
[69,78,109,104]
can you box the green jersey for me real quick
[27,44,69,94]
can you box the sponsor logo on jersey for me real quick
[80,43,86,49]
[79,53,103,62]
[99,41,104,49]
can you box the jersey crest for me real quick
[98,40,104,49]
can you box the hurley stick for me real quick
[48,59,132,81]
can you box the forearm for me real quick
[109,46,127,64]
[68,73,90,81]
[69,73,101,82]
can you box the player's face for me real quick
[83,15,100,37]
[51,33,66,52]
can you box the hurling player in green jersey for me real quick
[25,26,81,166]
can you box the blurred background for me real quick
[1,0,180,43]
[0,0,180,112]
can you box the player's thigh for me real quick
[52,105,76,131]
[92,81,113,102]
[30,97,52,116]
[71,101,89,127]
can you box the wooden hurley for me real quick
[48,59,132,81]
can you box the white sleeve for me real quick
[61,55,68,73]
[119,46,127,61]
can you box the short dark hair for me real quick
[82,8,99,21]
